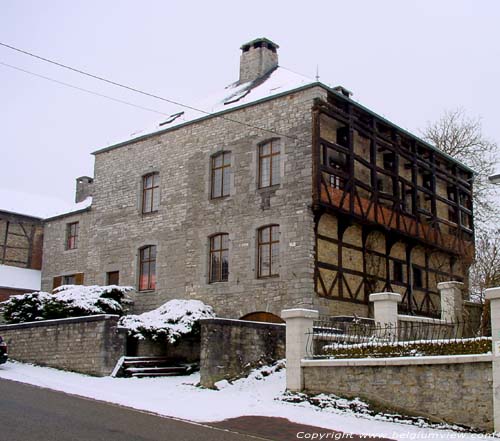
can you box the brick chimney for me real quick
[239,38,279,84]
[75,176,94,203]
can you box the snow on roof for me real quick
[95,67,316,153]
[0,264,41,291]
[0,188,92,220]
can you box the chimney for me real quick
[239,38,279,84]
[75,176,94,203]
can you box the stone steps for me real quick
[117,356,198,378]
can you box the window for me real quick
[53,273,84,289]
[258,140,280,188]
[63,274,76,285]
[413,266,423,289]
[211,152,231,198]
[393,261,404,284]
[66,222,79,250]
[209,234,229,283]
[106,271,120,285]
[257,225,280,278]
[139,245,156,291]
[142,173,160,214]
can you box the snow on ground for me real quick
[0,361,493,440]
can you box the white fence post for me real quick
[369,292,401,327]
[281,308,319,392]
[438,281,464,321]
[486,287,500,433]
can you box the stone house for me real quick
[41,38,475,321]
[0,209,43,301]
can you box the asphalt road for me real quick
[0,378,263,441]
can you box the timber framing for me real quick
[312,93,474,318]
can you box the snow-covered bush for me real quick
[1,285,133,323]
[119,299,215,343]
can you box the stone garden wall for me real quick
[0,314,126,376]
[200,318,285,388]
[301,355,493,432]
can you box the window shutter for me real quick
[53,276,62,289]
[75,273,84,285]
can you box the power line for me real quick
[0,61,171,117]
[0,41,304,142]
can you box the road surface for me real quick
[0,378,260,441]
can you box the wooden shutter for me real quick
[75,273,84,285]
[53,276,62,289]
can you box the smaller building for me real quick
[0,187,93,301]
[0,209,43,301]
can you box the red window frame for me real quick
[142,173,160,214]
[257,225,280,278]
[66,222,79,250]
[258,140,280,188]
[211,152,231,199]
[139,245,156,291]
[209,234,229,283]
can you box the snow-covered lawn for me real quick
[0,361,493,440]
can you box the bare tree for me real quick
[470,230,500,300]
[421,108,499,230]
[469,230,500,331]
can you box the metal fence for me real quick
[307,316,491,358]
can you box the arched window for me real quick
[142,173,160,213]
[257,225,279,278]
[139,245,156,291]
[209,234,229,283]
[258,139,280,188]
[211,152,231,198]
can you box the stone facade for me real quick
[302,356,493,431]
[200,318,285,388]
[42,84,326,318]
[0,314,126,376]
[42,209,91,289]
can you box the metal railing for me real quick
[307,316,491,359]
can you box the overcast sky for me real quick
[1,0,499,206]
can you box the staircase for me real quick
[114,356,199,378]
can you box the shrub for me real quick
[1,285,133,323]
[119,299,215,343]
[322,337,492,358]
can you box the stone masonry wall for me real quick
[41,85,328,319]
[0,315,126,376]
[42,210,91,289]
[200,318,285,388]
[302,357,493,431]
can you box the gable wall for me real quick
[41,86,326,318]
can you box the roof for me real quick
[0,188,92,220]
[91,67,474,174]
[93,66,313,155]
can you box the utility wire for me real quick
[0,61,171,117]
[0,41,304,142]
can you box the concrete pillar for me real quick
[281,308,319,392]
[438,281,464,322]
[486,287,500,433]
[369,292,401,327]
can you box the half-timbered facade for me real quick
[312,94,474,318]
[0,210,43,301]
